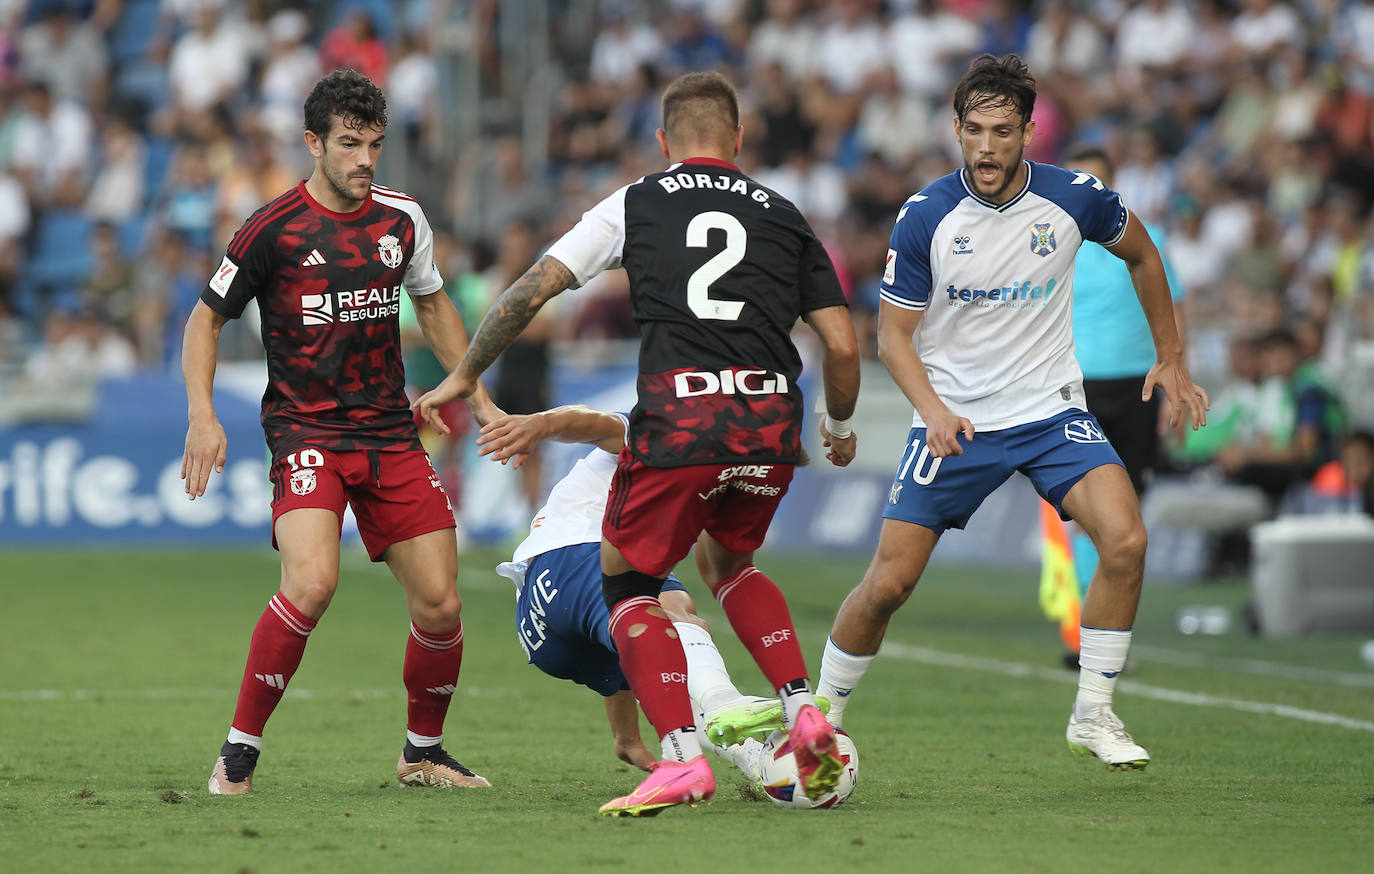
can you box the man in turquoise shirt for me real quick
[1067,143,1186,497]
[1047,145,1187,644]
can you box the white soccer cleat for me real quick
[1066,707,1150,771]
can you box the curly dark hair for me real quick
[303,69,388,139]
[952,54,1036,126]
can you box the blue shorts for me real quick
[516,541,687,697]
[883,409,1124,534]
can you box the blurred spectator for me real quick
[459,135,557,248]
[1025,0,1106,80]
[1230,0,1303,63]
[19,3,108,107]
[1115,129,1174,224]
[1112,0,1194,90]
[258,9,320,147]
[168,0,254,113]
[1216,328,1348,505]
[810,0,887,97]
[855,67,936,172]
[1336,0,1374,97]
[319,9,389,84]
[662,6,734,74]
[746,60,816,169]
[214,118,296,242]
[588,4,661,86]
[1307,430,1374,514]
[25,305,137,385]
[978,0,1033,58]
[389,28,440,156]
[10,79,92,209]
[887,0,982,99]
[82,222,137,338]
[85,115,146,223]
[487,221,556,512]
[746,0,816,84]
[158,141,219,252]
[1176,335,1264,465]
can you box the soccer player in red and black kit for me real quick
[182,70,495,795]
[416,71,862,816]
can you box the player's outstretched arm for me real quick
[407,288,500,428]
[1106,215,1210,431]
[413,255,575,431]
[805,304,861,466]
[604,690,656,770]
[477,405,627,468]
[876,301,974,457]
[181,301,230,500]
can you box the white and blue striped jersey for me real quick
[881,161,1129,431]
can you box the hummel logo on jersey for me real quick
[425,684,456,696]
[1064,419,1107,444]
[952,235,973,255]
[255,673,286,689]
[301,249,327,267]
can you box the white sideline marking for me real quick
[1130,644,1374,689]
[879,642,1374,733]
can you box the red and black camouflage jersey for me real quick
[546,157,847,468]
[201,181,444,457]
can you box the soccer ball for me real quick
[756,729,858,809]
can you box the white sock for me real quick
[816,636,876,729]
[406,731,442,748]
[1075,627,1132,719]
[226,728,262,750]
[661,726,703,763]
[674,621,743,715]
[778,679,815,730]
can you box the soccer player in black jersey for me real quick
[417,71,862,816]
[182,70,495,795]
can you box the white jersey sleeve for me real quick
[879,193,942,312]
[543,184,631,288]
[372,184,444,296]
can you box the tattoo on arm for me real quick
[460,256,574,377]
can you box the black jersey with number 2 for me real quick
[546,157,847,467]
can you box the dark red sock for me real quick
[403,622,464,739]
[711,565,808,691]
[230,593,316,737]
[608,596,695,738]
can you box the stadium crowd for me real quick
[1,0,1372,511]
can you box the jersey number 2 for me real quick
[686,211,746,321]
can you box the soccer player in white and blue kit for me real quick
[816,55,1210,770]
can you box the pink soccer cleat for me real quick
[598,755,715,817]
[789,703,842,800]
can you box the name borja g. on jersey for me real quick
[545,158,848,467]
[201,181,444,456]
[880,161,1129,432]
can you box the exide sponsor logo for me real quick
[673,368,788,398]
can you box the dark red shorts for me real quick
[601,449,794,577]
[269,448,455,561]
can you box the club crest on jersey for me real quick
[290,468,317,496]
[1064,419,1107,444]
[888,482,903,504]
[377,234,403,269]
[952,235,973,255]
[1030,223,1057,257]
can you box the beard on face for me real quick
[964,146,1024,201]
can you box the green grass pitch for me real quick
[2,546,1372,873]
